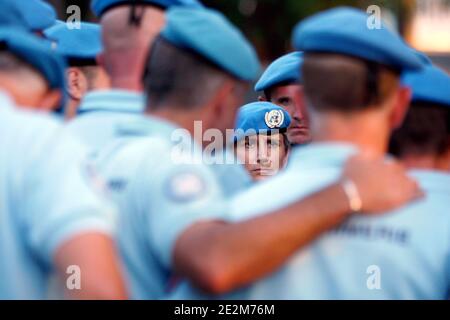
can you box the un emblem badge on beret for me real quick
[264,109,285,128]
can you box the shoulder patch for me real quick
[165,172,206,202]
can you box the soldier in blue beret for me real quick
[44,22,111,119]
[255,52,310,145]
[0,94,128,299]
[385,63,450,298]
[0,23,129,299]
[92,7,257,299]
[390,63,450,170]
[65,0,203,152]
[90,0,202,95]
[233,102,292,180]
[0,27,66,112]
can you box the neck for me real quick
[401,155,438,170]
[110,76,143,92]
[65,98,80,120]
[149,108,206,146]
[310,110,390,156]
[400,153,450,171]
[105,51,146,92]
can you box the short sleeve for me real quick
[21,124,116,266]
[130,141,229,269]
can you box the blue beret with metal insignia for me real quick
[235,102,292,141]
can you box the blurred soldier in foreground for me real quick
[171,7,438,300]
[0,26,126,300]
[255,52,310,145]
[69,0,254,197]
[233,102,291,180]
[44,22,111,119]
[65,0,203,152]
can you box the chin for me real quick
[251,171,276,181]
[289,133,311,146]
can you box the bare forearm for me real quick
[174,183,350,294]
[55,233,128,300]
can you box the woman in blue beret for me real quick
[233,102,292,181]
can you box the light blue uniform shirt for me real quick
[89,116,229,299]
[65,89,146,155]
[0,92,115,299]
[66,89,252,197]
[171,143,450,300]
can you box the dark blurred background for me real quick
[49,0,450,69]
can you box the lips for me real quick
[289,119,309,132]
[251,168,275,176]
[289,125,310,138]
[290,126,309,133]
[288,125,311,145]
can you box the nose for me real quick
[293,115,302,123]
[296,104,309,124]
[257,157,271,167]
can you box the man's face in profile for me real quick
[268,84,310,145]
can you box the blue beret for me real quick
[0,1,28,30]
[53,20,68,28]
[255,52,303,92]
[412,50,432,66]
[403,64,450,107]
[15,0,57,31]
[292,7,424,72]
[161,7,261,81]
[0,27,66,91]
[44,22,103,62]
[235,102,292,141]
[91,0,203,17]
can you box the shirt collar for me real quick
[0,90,15,111]
[409,170,450,195]
[78,89,146,114]
[291,142,450,196]
[113,114,186,141]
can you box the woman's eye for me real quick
[245,141,254,149]
[269,140,280,147]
